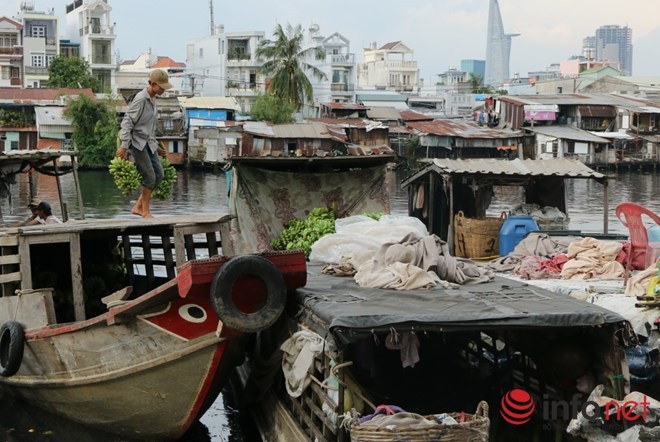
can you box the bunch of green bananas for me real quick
[153,158,177,200]
[108,157,176,199]
[108,157,141,196]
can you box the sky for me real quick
[3,0,660,81]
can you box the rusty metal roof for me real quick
[307,118,372,128]
[400,110,432,122]
[320,102,367,110]
[498,93,658,109]
[401,158,605,188]
[0,88,95,104]
[407,120,526,139]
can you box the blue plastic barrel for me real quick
[499,215,540,256]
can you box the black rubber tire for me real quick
[210,255,286,333]
[0,321,25,377]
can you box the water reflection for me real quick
[1,167,659,439]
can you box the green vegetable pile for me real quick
[108,157,176,200]
[272,207,337,258]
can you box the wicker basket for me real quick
[453,211,505,259]
[350,401,490,442]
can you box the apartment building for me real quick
[63,0,118,93]
[18,3,59,88]
[0,17,23,88]
[357,41,419,93]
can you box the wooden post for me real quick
[71,155,85,219]
[52,158,67,222]
[428,173,436,235]
[18,236,32,290]
[603,179,609,234]
[448,176,454,255]
[69,233,85,321]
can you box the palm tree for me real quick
[256,24,327,111]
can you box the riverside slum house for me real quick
[179,96,243,167]
[404,119,532,159]
[0,88,94,152]
[226,121,393,254]
[492,93,660,167]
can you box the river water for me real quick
[0,167,659,441]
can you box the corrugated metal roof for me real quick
[178,96,241,111]
[243,122,332,139]
[401,158,605,188]
[525,126,610,143]
[366,106,401,120]
[498,93,657,108]
[34,107,71,128]
[399,110,432,122]
[320,102,367,110]
[434,158,604,178]
[407,120,526,139]
[356,92,407,102]
[307,118,373,128]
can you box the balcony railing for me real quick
[330,83,355,93]
[80,24,116,36]
[385,60,418,69]
[330,53,355,64]
[25,66,48,75]
[46,37,56,46]
[0,47,23,55]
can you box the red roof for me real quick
[399,110,433,122]
[153,57,186,69]
[320,102,367,110]
[406,120,524,139]
[0,88,95,102]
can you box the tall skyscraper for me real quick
[484,0,519,87]
[594,25,633,75]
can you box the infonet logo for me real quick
[500,389,536,425]
[500,388,653,426]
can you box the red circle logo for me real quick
[500,389,535,425]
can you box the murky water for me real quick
[0,166,658,440]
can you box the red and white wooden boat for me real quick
[0,210,305,439]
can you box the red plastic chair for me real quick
[615,202,660,280]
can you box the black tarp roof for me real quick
[294,266,625,345]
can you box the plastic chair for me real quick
[615,202,660,280]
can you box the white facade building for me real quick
[302,25,357,116]
[185,26,265,113]
[357,41,419,93]
[18,3,59,88]
[63,0,117,93]
[0,17,23,88]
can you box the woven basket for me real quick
[350,401,490,442]
[454,211,505,259]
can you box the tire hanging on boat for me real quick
[0,320,25,377]
[210,255,286,333]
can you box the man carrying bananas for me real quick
[116,69,172,218]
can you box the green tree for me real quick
[64,94,118,168]
[468,73,495,94]
[256,24,326,110]
[48,56,100,91]
[250,94,296,124]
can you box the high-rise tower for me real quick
[594,25,632,75]
[484,0,519,87]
